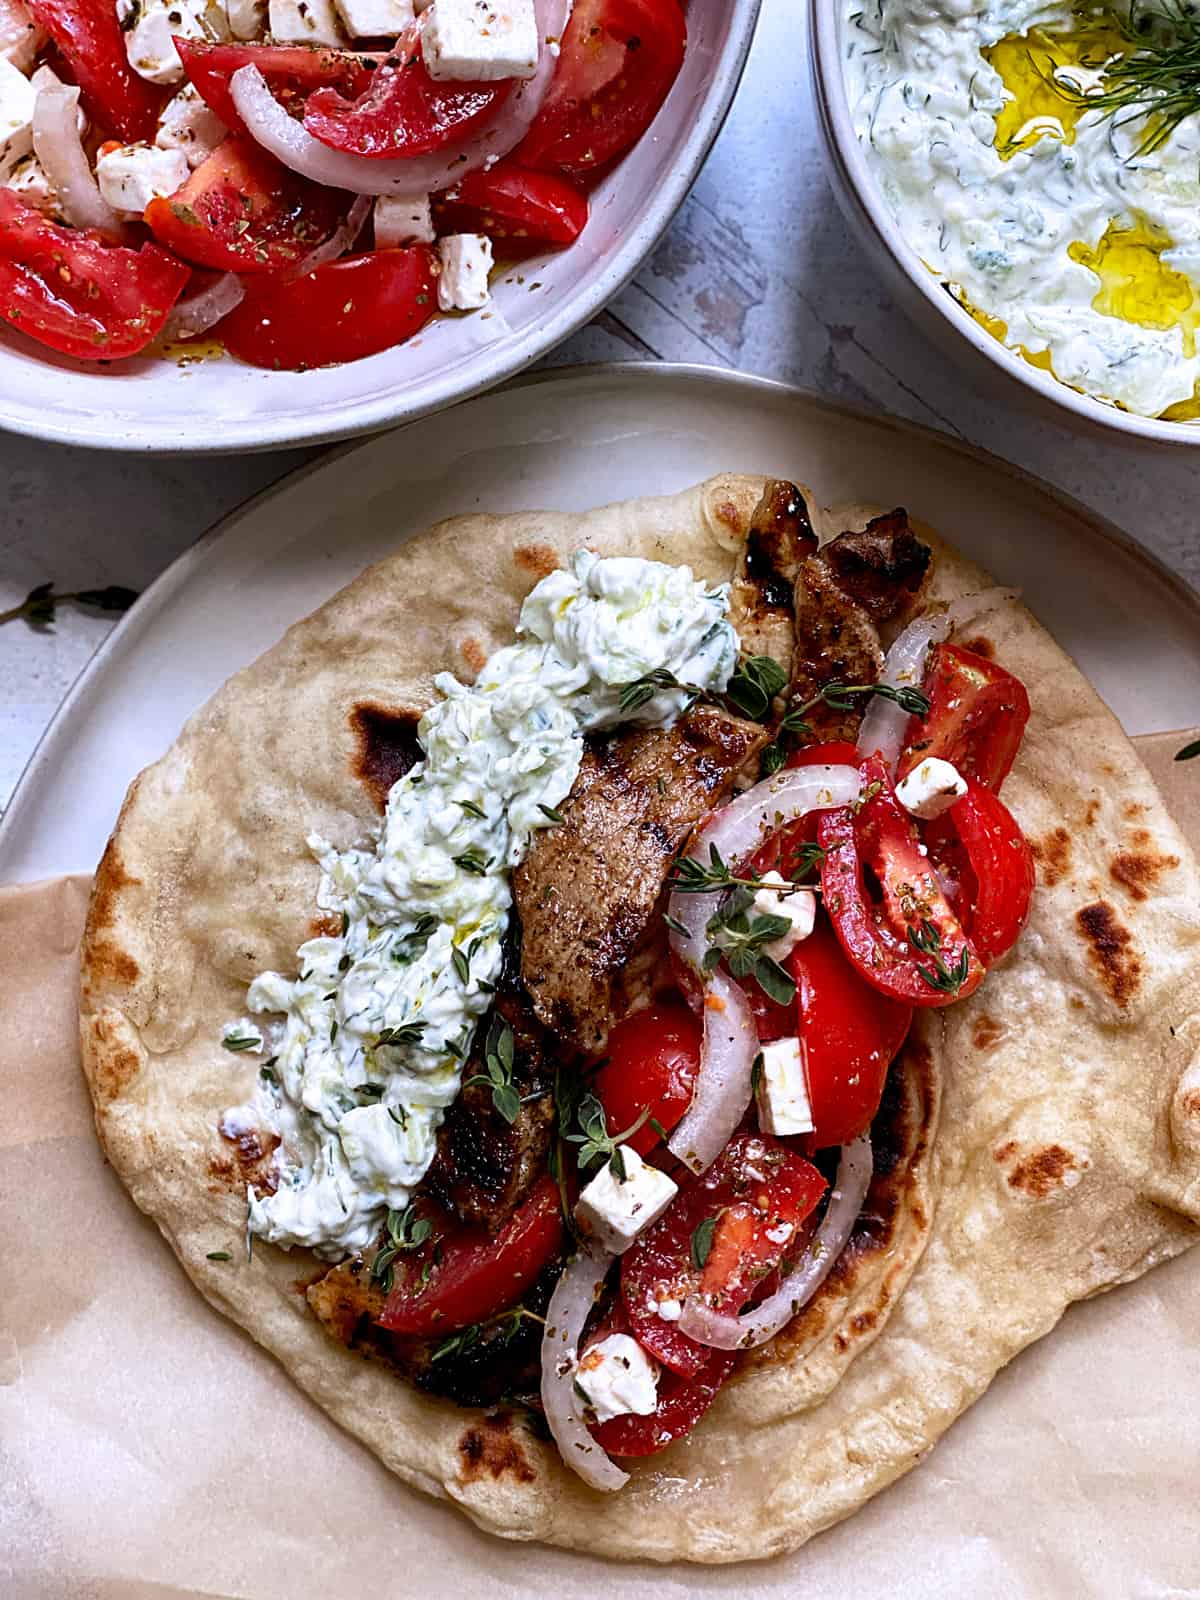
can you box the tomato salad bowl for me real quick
[0,0,758,450]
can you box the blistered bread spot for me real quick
[960,634,995,659]
[86,1008,144,1102]
[89,837,142,934]
[513,542,560,580]
[1083,798,1101,829]
[459,636,487,675]
[1030,827,1072,888]
[349,702,423,813]
[1108,827,1180,902]
[210,1119,280,1197]
[457,1411,536,1486]
[1001,1142,1089,1199]
[972,1014,1004,1051]
[311,912,343,938]
[1076,900,1143,1008]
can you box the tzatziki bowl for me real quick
[810,0,1200,444]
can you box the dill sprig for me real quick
[1052,1,1200,155]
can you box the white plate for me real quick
[2,360,1198,884]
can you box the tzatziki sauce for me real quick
[844,0,1200,417]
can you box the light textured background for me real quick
[2,0,1198,813]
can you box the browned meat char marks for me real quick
[728,479,818,671]
[790,510,931,743]
[514,703,767,1054]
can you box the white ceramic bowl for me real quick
[809,0,1200,447]
[0,1,760,454]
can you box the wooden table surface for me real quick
[2,0,1198,812]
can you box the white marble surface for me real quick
[2,0,1198,814]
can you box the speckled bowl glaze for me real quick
[0,0,760,453]
[810,0,1200,447]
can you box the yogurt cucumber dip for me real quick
[845,0,1200,417]
[231,552,737,1257]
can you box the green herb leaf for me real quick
[565,1092,652,1172]
[451,946,471,985]
[750,1051,764,1096]
[617,665,687,715]
[760,742,787,778]
[453,848,489,876]
[690,1216,717,1271]
[754,954,797,1006]
[727,654,788,721]
[538,803,566,824]
[221,1031,261,1053]
[206,1250,232,1261]
[376,1021,426,1047]
[459,799,486,818]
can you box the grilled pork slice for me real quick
[790,510,931,743]
[514,703,768,1054]
[727,478,818,672]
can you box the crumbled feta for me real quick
[756,1036,815,1137]
[0,0,42,72]
[422,0,538,82]
[436,231,492,310]
[575,1146,678,1255]
[268,0,346,45]
[97,141,189,216]
[0,54,33,180]
[749,870,817,961]
[117,0,217,86]
[656,1297,682,1322]
[374,192,434,249]
[155,82,225,168]
[895,757,968,822]
[224,0,266,35]
[574,1334,659,1423]
[333,0,412,36]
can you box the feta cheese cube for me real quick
[155,83,226,168]
[117,0,216,86]
[895,757,968,821]
[0,54,33,179]
[374,192,434,248]
[0,0,43,72]
[333,0,412,36]
[268,0,347,45]
[436,231,492,310]
[422,0,538,82]
[96,141,189,216]
[224,0,266,34]
[4,150,57,214]
[750,870,817,961]
[574,1333,659,1423]
[755,1036,814,1137]
[575,1146,678,1254]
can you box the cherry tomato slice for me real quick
[621,1132,826,1377]
[591,1345,734,1458]
[790,914,912,1146]
[304,26,512,158]
[433,161,589,247]
[177,40,377,136]
[146,136,351,274]
[516,0,686,179]
[933,777,1035,965]
[379,1174,564,1336]
[218,246,437,369]
[818,755,984,1008]
[899,642,1030,794]
[27,0,163,143]
[591,1001,701,1158]
[0,189,189,360]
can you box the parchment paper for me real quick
[3,731,1199,1599]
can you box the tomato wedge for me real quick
[929,777,1035,965]
[146,136,351,275]
[819,755,984,1008]
[589,1301,734,1459]
[899,642,1030,794]
[304,26,512,158]
[218,245,437,368]
[592,1001,700,1157]
[516,0,686,178]
[0,189,189,360]
[790,915,912,1146]
[26,0,163,143]
[621,1132,826,1377]
[177,40,377,137]
[751,740,861,882]
[379,1174,564,1336]
[434,162,589,247]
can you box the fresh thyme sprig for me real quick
[759,680,931,771]
[463,1015,520,1123]
[565,1092,653,1179]
[669,843,769,895]
[376,1020,427,1047]
[726,654,788,721]
[704,886,798,1006]
[0,581,139,631]
[617,666,696,714]
[370,1203,434,1293]
[431,1306,546,1363]
[1050,0,1200,156]
[907,918,971,996]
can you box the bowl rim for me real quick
[809,0,1200,448]
[0,0,762,456]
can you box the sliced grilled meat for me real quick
[790,511,931,743]
[727,478,817,671]
[514,702,768,1054]
[423,984,554,1232]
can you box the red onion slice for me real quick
[288,192,370,278]
[161,270,245,340]
[678,1134,873,1349]
[540,1242,628,1492]
[856,614,952,770]
[665,764,860,1175]
[232,0,569,196]
[32,81,122,237]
